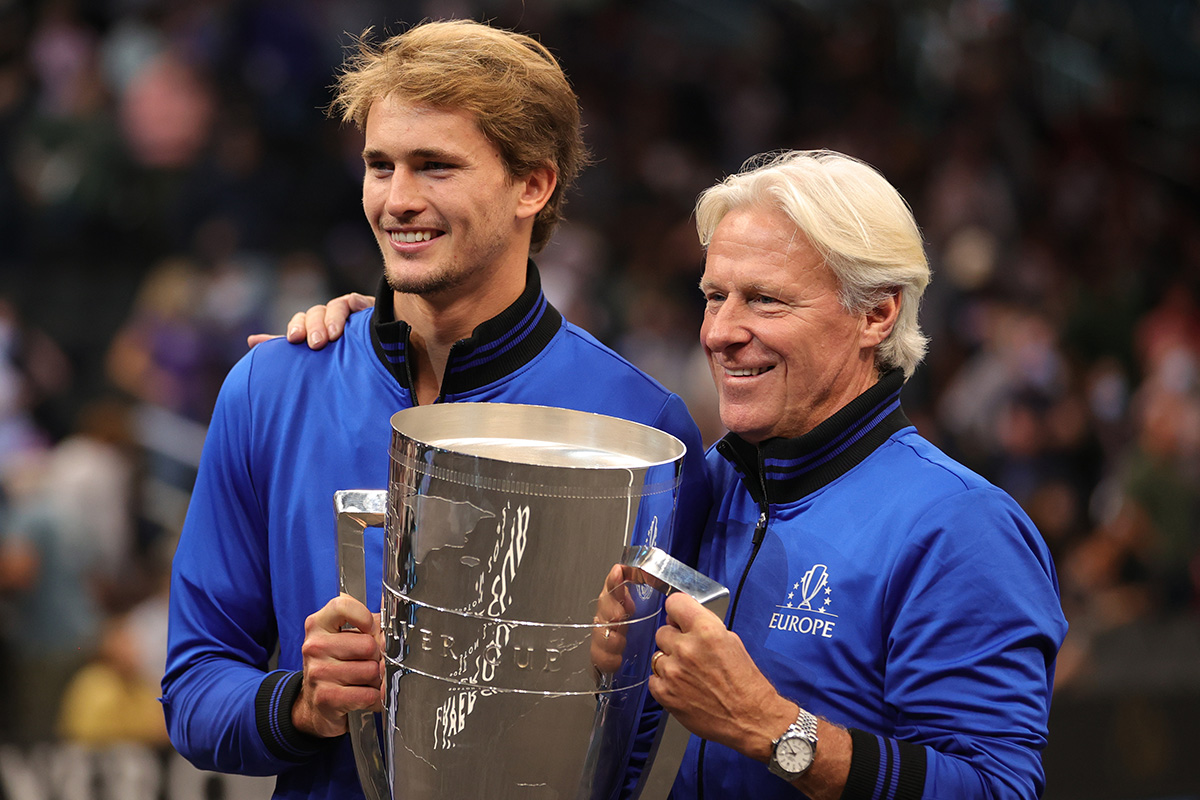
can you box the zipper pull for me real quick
[751,447,769,545]
[752,508,768,546]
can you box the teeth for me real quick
[727,367,771,377]
[390,230,434,243]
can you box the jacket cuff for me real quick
[255,670,329,761]
[841,728,926,800]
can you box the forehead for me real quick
[363,96,491,151]
[701,205,825,287]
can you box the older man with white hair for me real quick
[648,150,1065,800]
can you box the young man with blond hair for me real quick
[162,20,708,800]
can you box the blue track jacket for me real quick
[672,370,1067,800]
[162,265,711,800]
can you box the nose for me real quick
[384,168,426,217]
[701,298,751,353]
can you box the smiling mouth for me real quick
[389,230,440,243]
[725,366,774,377]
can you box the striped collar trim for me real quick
[369,261,564,397]
[716,369,911,504]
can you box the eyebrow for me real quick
[361,147,459,162]
[699,277,781,295]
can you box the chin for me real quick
[720,418,767,444]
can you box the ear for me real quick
[861,289,901,349]
[515,165,558,220]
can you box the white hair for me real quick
[695,150,931,378]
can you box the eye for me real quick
[420,161,456,173]
[365,160,393,175]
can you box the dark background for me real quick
[0,1,1198,797]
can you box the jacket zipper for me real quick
[698,441,770,800]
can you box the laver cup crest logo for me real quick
[769,564,838,639]
[796,564,829,612]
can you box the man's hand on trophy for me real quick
[649,592,795,761]
[591,564,636,679]
[293,593,385,738]
[247,292,375,349]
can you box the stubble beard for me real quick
[381,235,511,300]
[381,243,481,298]
[384,263,463,297]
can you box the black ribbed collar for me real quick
[714,368,911,506]
[369,261,564,399]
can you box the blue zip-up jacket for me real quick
[162,264,711,800]
[673,370,1066,800]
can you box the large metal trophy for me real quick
[335,403,728,800]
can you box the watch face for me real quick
[777,736,814,773]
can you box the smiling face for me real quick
[700,205,890,443]
[361,96,554,311]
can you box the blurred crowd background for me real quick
[0,0,1197,797]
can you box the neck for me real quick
[719,368,909,504]
[393,259,528,404]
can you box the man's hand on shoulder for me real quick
[246,292,376,350]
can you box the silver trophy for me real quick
[335,403,728,800]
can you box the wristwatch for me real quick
[767,706,819,781]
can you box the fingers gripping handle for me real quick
[621,545,730,800]
[335,490,390,800]
[621,545,730,620]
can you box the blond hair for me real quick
[696,150,931,378]
[331,20,588,253]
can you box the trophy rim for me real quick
[388,402,687,470]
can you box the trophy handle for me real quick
[335,490,391,800]
[621,545,730,800]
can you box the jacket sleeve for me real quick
[160,353,326,775]
[843,487,1068,800]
